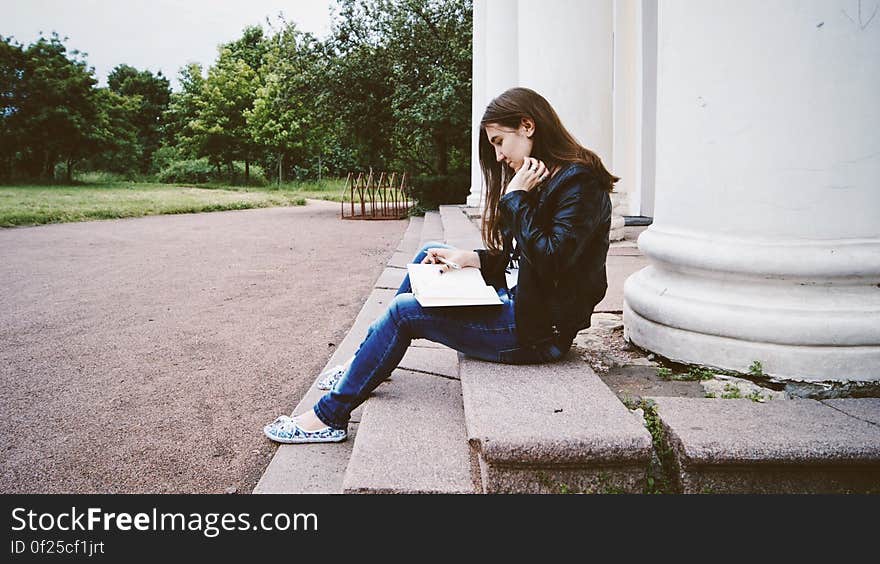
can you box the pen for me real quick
[435,256,461,270]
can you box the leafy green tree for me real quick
[247,22,332,182]
[8,33,101,181]
[107,64,171,172]
[324,0,472,177]
[224,25,268,74]
[88,87,142,174]
[0,36,27,178]
[384,0,472,176]
[162,62,206,157]
[189,48,261,182]
[324,1,397,171]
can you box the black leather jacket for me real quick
[475,162,611,349]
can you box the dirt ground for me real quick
[0,200,407,493]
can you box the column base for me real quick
[623,282,880,384]
[622,228,880,384]
[466,188,483,209]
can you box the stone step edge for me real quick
[340,212,473,493]
[459,354,653,493]
[254,216,427,493]
[341,367,474,494]
[647,397,880,494]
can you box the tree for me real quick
[247,22,331,182]
[107,64,171,172]
[324,1,397,171]
[8,33,101,181]
[0,36,27,178]
[323,0,472,177]
[189,48,261,182]
[224,25,267,73]
[384,0,472,176]
[162,62,206,156]
[88,87,142,174]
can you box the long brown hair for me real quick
[478,87,619,252]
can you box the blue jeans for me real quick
[313,241,571,430]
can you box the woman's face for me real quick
[484,120,534,172]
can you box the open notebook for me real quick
[406,263,503,307]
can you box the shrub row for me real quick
[156,159,268,186]
[406,174,471,210]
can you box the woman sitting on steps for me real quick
[264,87,618,444]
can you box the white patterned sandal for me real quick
[316,363,348,390]
[263,415,347,444]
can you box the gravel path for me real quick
[0,201,407,493]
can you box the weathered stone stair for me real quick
[255,204,880,494]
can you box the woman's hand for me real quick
[421,247,481,273]
[507,157,549,193]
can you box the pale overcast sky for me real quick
[4,0,334,90]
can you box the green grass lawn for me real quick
[0,178,349,228]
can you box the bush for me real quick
[230,162,268,186]
[407,174,471,210]
[156,158,268,186]
[151,146,184,174]
[74,171,133,184]
[156,159,216,184]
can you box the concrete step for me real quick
[255,209,424,495]
[420,210,445,245]
[254,286,399,494]
[375,267,407,290]
[339,210,475,493]
[342,368,474,494]
[388,211,442,268]
[649,397,880,494]
[396,215,424,254]
[460,353,654,493]
[439,205,483,250]
[255,213,464,493]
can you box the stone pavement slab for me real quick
[411,339,452,350]
[600,364,705,400]
[342,369,473,494]
[596,255,649,312]
[649,397,880,493]
[386,252,411,269]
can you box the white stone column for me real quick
[516,0,623,239]
[612,0,640,218]
[623,0,880,383]
[470,0,624,238]
[469,0,519,207]
[468,0,487,208]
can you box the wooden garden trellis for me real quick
[340,170,413,220]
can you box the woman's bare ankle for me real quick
[295,408,329,432]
